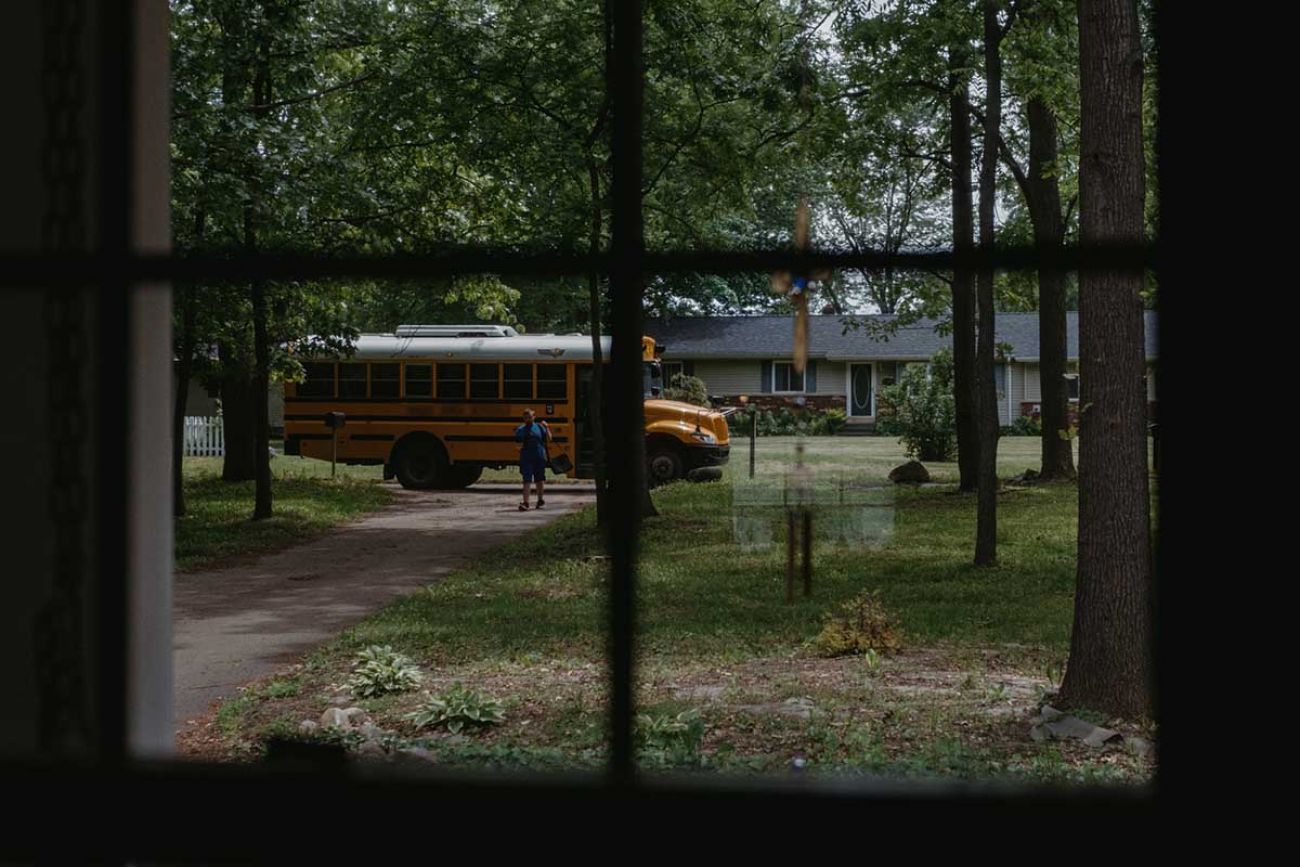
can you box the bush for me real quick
[662,373,710,407]
[405,683,505,734]
[876,349,957,462]
[731,405,846,437]
[1002,415,1041,437]
[636,708,705,765]
[813,591,903,658]
[348,645,422,698]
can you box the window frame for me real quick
[771,361,805,394]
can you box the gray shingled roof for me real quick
[645,312,1158,362]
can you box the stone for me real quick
[356,740,386,758]
[298,720,318,734]
[319,707,350,729]
[888,461,931,484]
[358,723,384,741]
[1125,736,1154,759]
[341,707,368,725]
[1038,705,1066,723]
[1010,468,1041,485]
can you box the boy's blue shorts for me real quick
[520,454,547,483]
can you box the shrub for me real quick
[662,373,710,407]
[348,645,422,698]
[811,408,847,435]
[876,349,956,462]
[406,683,505,734]
[731,405,845,437]
[636,708,705,765]
[813,591,903,658]
[1002,415,1041,437]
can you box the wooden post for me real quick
[331,429,338,479]
[786,509,796,605]
[802,509,813,597]
[749,410,756,478]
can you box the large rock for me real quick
[319,707,351,729]
[888,460,931,484]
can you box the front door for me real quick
[848,363,874,417]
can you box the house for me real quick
[645,312,1158,428]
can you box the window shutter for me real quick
[760,360,772,393]
[684,361,695,377]
[805,360,817,393]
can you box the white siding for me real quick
[693,360,763,395]
[814,361,846,395]
[1024,363,1041,402]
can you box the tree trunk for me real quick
[1027,95,1076,480]
[219,346,258,483]
[248,11,272,521]
[973,1,1002,567]
[1060,0,1152,719]
[948,44,978,493]
[172,283,196,517]
[586,155,609,525]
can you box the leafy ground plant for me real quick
[814,590,904,657]
[406,683,505,734]
[636,708,705,766]
[349,644,422,698]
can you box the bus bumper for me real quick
[685,444,729,470]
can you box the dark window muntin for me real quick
[772,361,804,393]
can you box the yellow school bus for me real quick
[283,325,730,488]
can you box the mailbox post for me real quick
[323,411,346,478]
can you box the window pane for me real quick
[437,363,466,400]
[470,363,500,399]
[299,362,335,398]
[537,364,567,399]
[371,363,400,398]
[504,363,533,400]
[339,362,367,398]
[405,363,432,397]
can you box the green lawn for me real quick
[197,434,1156,784]
[176,454,391,572]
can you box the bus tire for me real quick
[646,443,685,487]
[392,436,446,490]
[435,464,483,490]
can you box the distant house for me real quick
[645,312,1158,428]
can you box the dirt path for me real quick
[172,482,595,739]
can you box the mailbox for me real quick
[323,411,346,429]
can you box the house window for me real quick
[661,361,684,383]
[1066,374,1080,401]
[772,361,804,393]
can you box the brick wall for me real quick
[1019,401,1159,426]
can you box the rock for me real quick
[888,461,931,484]
[398,747,436,763]
[1029,709,1123,748]
[298,720,319,734]
[341,707,368,725]
[356,740,386,758]
[358,723,384,741]
[1038,705,1066,723]
[1010,468,1040,484]
[319,707,351,729]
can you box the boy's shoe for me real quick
[535,498,545,509]
[518,503,529,511]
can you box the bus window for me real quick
[503,363,533,399]
[299,362,335,398]
[371,363,400,398]
[405,363,432,398]
[340,362,367,398]
[537,364,567,399]
[470,363,501,399]
[438,363,467,399]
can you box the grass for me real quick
[176,454,392,571]
[187,435,1156,783]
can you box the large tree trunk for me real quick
[249,12,272,521]
[1027,96,1076,480]
[219,346,258,483]
[973,2,1002,567]
[948,44,978,493]
[172,283,196,517]
[1059,0,1152,718]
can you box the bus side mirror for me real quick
[323,411,346,429]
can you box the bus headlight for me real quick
[690,431,716,444]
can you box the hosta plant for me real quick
[348,644,422,698]
[406,683,505,734]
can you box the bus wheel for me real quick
[393,438,445,489]
[435,464,483,490]
[646,444,684,487]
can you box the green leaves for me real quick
[405,683,506,733]
[348,644,423,698]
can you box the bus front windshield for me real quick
[643,361,663,399]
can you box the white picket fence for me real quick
[183,416,225,457]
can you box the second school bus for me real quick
[283,324,731,488]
